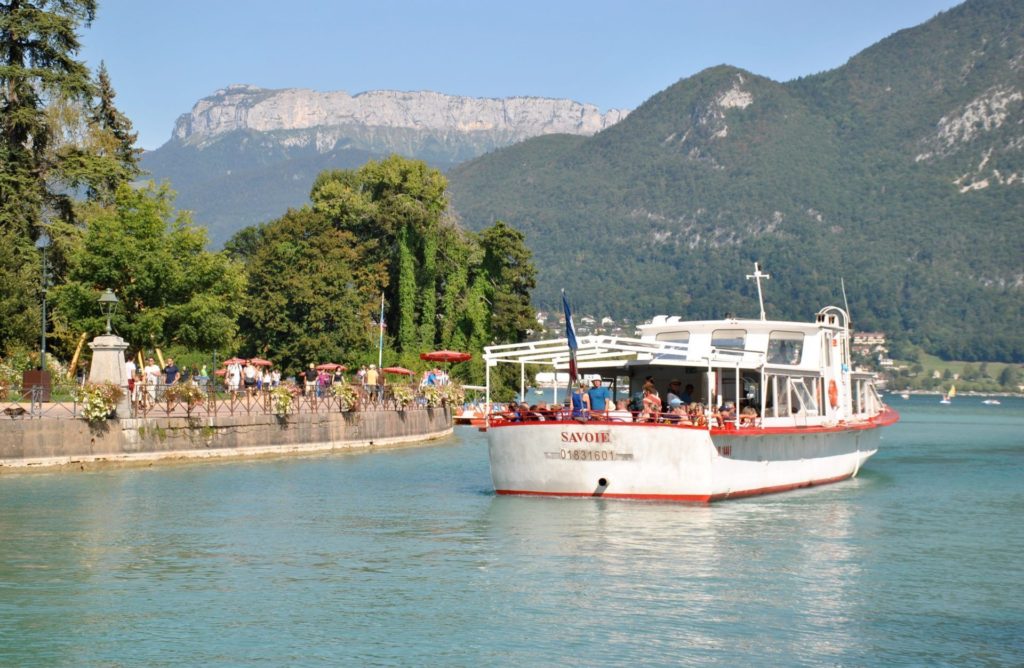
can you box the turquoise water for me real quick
[1,396,1022,666]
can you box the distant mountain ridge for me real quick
[173,84,628,145]
[141,87,627,245]
[447,0,1023,361]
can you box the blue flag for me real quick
[562,290,578,381]
[562,290,578,350]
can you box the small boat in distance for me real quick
[481,264,898,503]
[940,384,956,404]
[982,399,1001,405]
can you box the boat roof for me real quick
[483,334,756,374]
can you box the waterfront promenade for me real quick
[0,386,453,470]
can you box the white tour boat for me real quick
[481,267,898,503]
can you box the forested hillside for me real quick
[447,0,1023,361]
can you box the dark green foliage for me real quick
[49,184,245,353]
[0,0,97,354]
[448,0,1024,361]
[232,156,538,382]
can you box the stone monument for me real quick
[86,289,131,417]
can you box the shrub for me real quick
[73,382,124,422]
[391,385,415,409]
[331,383,360,411]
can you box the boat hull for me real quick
[487,410,897,502]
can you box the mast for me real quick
[746,262,771,321]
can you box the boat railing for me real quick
[489,408,759,430]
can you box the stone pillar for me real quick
[88,334,131,417]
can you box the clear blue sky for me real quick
[80,0,963,150]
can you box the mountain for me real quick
[140,85,627,245]
[447,0,1023,361]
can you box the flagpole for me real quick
[378,292,385,369]
[561,289,578,406]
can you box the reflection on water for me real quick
[0,397,1022,666]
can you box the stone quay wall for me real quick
[0,408,453,471]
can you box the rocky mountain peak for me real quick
[172,85,629,148]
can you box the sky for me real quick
[80,0,964,150]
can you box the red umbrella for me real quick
[316,363,346,371]
[249,357,273,367]
[419,350,472,363]
[214,368,227,377]
[222,357,247,365]
[381,366,415,376]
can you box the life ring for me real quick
[828,380,839,409]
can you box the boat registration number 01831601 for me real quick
[561,448,615,461]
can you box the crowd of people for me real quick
[503,376,758,427]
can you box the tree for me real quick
[49,183,245,355]
[235,206,384,374]
[478,221,537,343]
[0,0,97,352]
[998,365,1019,389]
[311,155,451,354]
[54,60,142,205]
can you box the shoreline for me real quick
[0,408,454,474]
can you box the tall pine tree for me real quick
[0,0,97,353]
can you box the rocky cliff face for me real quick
[173,84,628,149]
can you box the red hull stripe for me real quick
[495,472,855,504]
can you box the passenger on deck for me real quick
[663,396,684,423]
[689,402,707,427]
[718,402,735,427]
[571,382,590,422]
[640,387,661,422]
[587,377,612,416]
[666,380,683,407]
[607,399,632,421]
[680,384,695,404]
[740,405,758,426]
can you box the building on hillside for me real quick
[853,331,888,356]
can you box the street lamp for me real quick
[98,288,119,335]
[36,233,50,371]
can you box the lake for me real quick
[0,395,1021,666]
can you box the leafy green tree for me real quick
[998,365,1019,389]
[478,221,537,343]
[311,155,452,353]
[235,206,383,374]
[0,0,97,352]
[49,183,244,355]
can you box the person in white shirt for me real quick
[143,357,161,405]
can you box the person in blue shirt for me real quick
[587,377,613,413]
[571,382,591,421]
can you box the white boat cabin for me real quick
[483,305,886,428]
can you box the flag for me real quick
[562,290,578,381]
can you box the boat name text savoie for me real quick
[560,431,611,443]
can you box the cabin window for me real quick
[712,329,746,350]
[655,331,689,343]
[790,378,819,416]
[767,331,804,365]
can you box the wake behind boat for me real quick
[481,266,898,503]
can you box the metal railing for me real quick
[1,386,80,420]
[0,383,445,421]
[130,384,438,419]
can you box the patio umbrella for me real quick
[381,366,415,376]
[316,363,347,371]
[222,357,247,365]
[248,357,273,367]
[419,350,472,363]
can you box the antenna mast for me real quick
[746,262,771,321]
